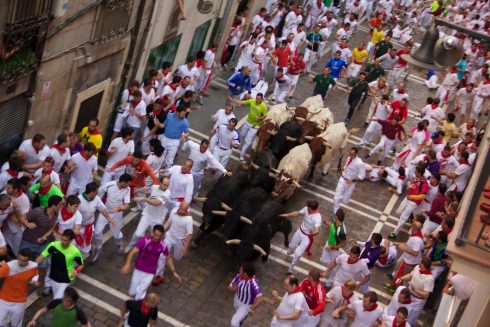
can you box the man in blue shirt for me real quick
[227,66,252,98]
[305,25,324,73]
[161,106,189,168]
[326,50,348,81]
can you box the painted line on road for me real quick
[78,274,191,327]
[188,208,392,302]
[371,193,399,234]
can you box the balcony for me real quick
[93,0,132,43]
[0,0,53,85]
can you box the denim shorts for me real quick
[20,240,48,268]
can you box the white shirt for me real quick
[452,162,471,191]
[402,235,425,265]
[456,87,475,105]
[421,105,445,132]
[385,286,416,323]
[18,139,50,171]
[334,253,370,286]
[162,84,177,98]
[409,130,427,150]
[146,153,165,176]
[215,124,240,150]
[348,299,384,327]
[441,72,459,88]
[373,101,390,120]
[271,292,308,327]
[285,11,298,30]
[410,265,435,293]
[98,181,130,211]
[339,47,352,63]
[475,80,490,98]
[56,210,82,234]
[105,138,135,169]
[140,87,155,106]
[32,168,60,185]
[368,80,389,97]
[0,202,14,228]
[383,316,412,327]
[127,100,147,128]
[275,74,292,92]
[0,170,24,193]
[49,147,71,172]
[212,109,235,129]
[204,49,216,70]
[342,156,366,181]
[308,1,326,17]
[298,207,321,234]
[0,230,6,248]
[181,141,225,174]
[376,239,397,268]
[78,194,107,225]
[69,152,97,187]
[167,165,194,203]
[391,89,409,102]
[450,273,477,300]
[291,30,306,51]
[142,185,170,222]
[322,285,357,325]
[251,14,265,31]
[379,53,398,70]
[5,192,30,233]
[437,152,458,176]
[165,208,193,241]
[177,64,200,81]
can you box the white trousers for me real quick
[192,171,205,197]
[101,166,125,185]
[49,278,70,299]
[231,296,250,327]
[3,227,24,257]
[0,300,25,327]
[250,61,262,86]
[288,228,310,268]
[93,212,123,250]
[114,113,128,132]
[288,74,300,96]
[320,248,340,284]
[66,183,86,196]
[304,48,319,72]
[360,121,382,145]
[471,95,486,119]
[162,136,181,169]
[239,122,258,160]
[128,268,154,300]
[394,198,419,234]
[273,85,289,104]
[389,67,408,86]
[156,236,184,276]
[347,63,362,79]
[213,147,232,168]
[436,86,454,104]
[422,220,440,235]
[333,178,356,214]
[370,135,396,161]
[298,313,321,327]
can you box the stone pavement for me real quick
[23,18,437,326]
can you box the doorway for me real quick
[74,91,103,133]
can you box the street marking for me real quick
[371,193,400,234]
[78,274,191,327]
[75,289,121,315]
[188,208,392,302]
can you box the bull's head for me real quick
[271,171,301,198]
[299,121,321,143]
[222,213,253,240]
[293,106,308,123]
[256,121,277,151]
[226,239,267,259]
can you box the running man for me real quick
[119,292,159,327]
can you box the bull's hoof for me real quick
[321,172,329,176]
[190,241,198,249]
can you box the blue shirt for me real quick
[164,112,189,139]
[326,58,347,79]
[227,71,252,95]
[306,32,323,52]
[456,59,467,80]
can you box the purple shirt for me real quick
[134,236,169,274]
[230,274,263,305]
[360,241,382,269]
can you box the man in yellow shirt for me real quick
[230,93,268,162]
[79,118,103,156]
[368,27,385,56]
[347,42,368,81]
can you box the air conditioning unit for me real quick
[52,0,69,18]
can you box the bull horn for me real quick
[270,168,280,173]
[253,244,267,256]
[221,202,233,211]
[269,172,278,178]
[349,128,359,134]
[267,129,277,135]
[304,135,314,140]
[212,210,227,216]
[226,239,241,245]
[295,117,305,122]
[286,106,296,111]
[292,180,302,188]
[285,136,297,141]
[250,162,260,169]
[240,216,253,224]
[193,196,207,202]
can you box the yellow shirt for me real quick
[352,48,368,64]
[442,121,458,141]
[79,126,103,154]
[371,28,385,44]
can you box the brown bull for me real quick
[299,121,325,144]
[256,121,277,151]
[293,106,308,123]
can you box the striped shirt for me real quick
[230,274,262,305]
[215,124,240,150]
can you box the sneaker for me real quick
[117,244,124,254]
[363,122,369,128]
[130,207,141,212]
[383,283,396,292]
[344,118,350,124]
[385,273,395,280]
[152,275,165,286]
[388,232,397,240]
[288,265,295,274]
[197,95,204,105]
[364,153,371,159]
[91,248,103,263]
[124,245,132,254]
[41,287,51,297]
[286,249,294,255]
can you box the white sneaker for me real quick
[117,244,124,254]
[130,207,141,212]
[91,248,103,263]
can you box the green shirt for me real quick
[242,99,268,126]
[29,183,64,208]
[374,40,393,58]
[364,64,386,83]
[47,299,88,327]
[313,74,336,92]
[42,241,83,283]
[349,78,369,98]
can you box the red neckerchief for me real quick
[393,319,407,327]
[152,108,162,117]
[289,286,302,295]
[443,226,453,235]
[39,183,52,195]
[31,140,40,154]
[180,170,191,175]
[132,99,142,108]
[419,267,432,275]
[308,209,319,215]
[52,143,66,155]
[127,87,133,95]
[260,44,267,50]
[431,103,438,109]
[399,175,407,180]
[398,89,405,94]
[316,1,322,9]
[168,83,177,91]
[483,80,490,85]
[364,303,378,312]
[459,159,470,166]
[141,299,151,315]
[87,128,101,135]
[399,297,412,304]
[341,286,352,304]
[80,151,91,161]
[434,139,443,144]
[347,257,359,264]
[346,158,352,166]
[60,207,75,221]
[6,168,18,178]
[240,275,254,281]
[354,2,359,7]
[196,59,204,68]
[378,254,388,264]
[42,168,53,175]
[411,231,424,240]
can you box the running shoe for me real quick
[388,232,397,240]
[383,283,396,293]
[117,244,124,254]
[152,275,165,286]
[91,248,103,263]
[41,287,51,297]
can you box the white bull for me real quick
[271,144,312,199]
[265,103,295,127]
[299,95,324,110]
[307,107,334,131]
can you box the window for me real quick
[145,34,182,76]
[93,0,132,42]
[187,20,211,59]
[5,0,52,24]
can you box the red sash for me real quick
[300,226,314,256]
[75,224,94,248]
